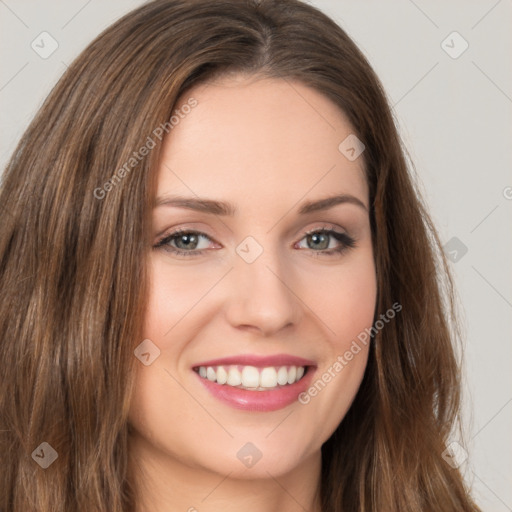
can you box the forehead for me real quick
[156,75,368,210]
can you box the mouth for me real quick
[191,354,316,411]
[193,364,308,391]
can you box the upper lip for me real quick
[192,353,316,369]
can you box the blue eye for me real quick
[154,226,356,258]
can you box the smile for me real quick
[191,354,316,411]
[194,364,306,390]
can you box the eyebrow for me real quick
[154,193,368,215]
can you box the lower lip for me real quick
[193,367,316,412]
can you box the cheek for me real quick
[142,257,215,345]
[333,269,377,345]
[304,252,377,347]
[296,253,376,433]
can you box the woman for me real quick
[0,0,482,510]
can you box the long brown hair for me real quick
[0,0,481,510]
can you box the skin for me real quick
[127,73,377,512]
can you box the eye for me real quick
[295,227,356,257]
[154,229,217,257]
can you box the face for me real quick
[128,74,377,481]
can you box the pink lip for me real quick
[192,353,316,369]
[192,353,317,412]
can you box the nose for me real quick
[223,243,301,337]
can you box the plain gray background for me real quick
[1,1,511,509]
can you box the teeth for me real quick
[216,366,228,384]
[277,366,288,386]
[260,367,277,388]
[241,366,260,388]
[227,367,242,386]
[206,367,216,382]
[195,364,307,390]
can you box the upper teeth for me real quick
[196,365,306,390]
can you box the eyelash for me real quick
[154,225,356,259]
